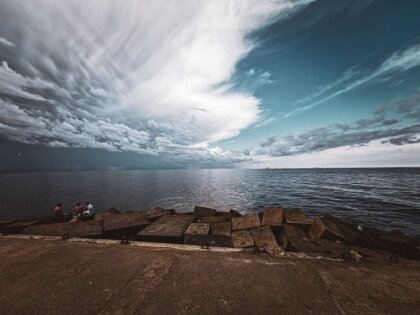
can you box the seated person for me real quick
[54,203,63,216]
[83,201,94,216]
[73,202,83,216]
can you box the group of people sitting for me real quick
[53,202,95,217]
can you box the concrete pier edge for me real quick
[0,233,244,253]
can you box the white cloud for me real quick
[245,140,420,168]
[0,0,312,166]
[0,36,15,48]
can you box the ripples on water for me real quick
[0,168,419,236]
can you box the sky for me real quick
[0,0,419,170]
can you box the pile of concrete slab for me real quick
[1,206,419,261]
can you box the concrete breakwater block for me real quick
[232,214,261,231]
[104,207,121,215]
[198,216,226,224]
[284,208,312,232]
[370,229,420,259]
[231,230,254,248]
[209,222,232,247]
[39,216,72,224]
[250,226,284,254]
[308,216,355,244]
[137,214,194,243]
[211,222,231,237]
[194,206,217,218]
[217,210,242,219]
[0,219,19,230]
[3,219,42,234]
[321,215,385,249]
[280,224,308,251]
[184,223,210,246]
[262,207,283,227]
[22,220,103,238]
[140,207,174,220]
[288,238,348,258]
[103,213,150,238]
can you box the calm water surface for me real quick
[0,168,419,236]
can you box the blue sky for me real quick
[0,0,419,170]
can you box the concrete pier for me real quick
[0,237,419,314]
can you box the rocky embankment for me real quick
[1,206,419,262]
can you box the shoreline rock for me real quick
[1,205,419,261]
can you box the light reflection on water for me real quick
[0,168,419,235]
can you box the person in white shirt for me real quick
[84,201,94,215]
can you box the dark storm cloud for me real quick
[386,135,420,146]
[253,93,419,158]
[255,115,420,157]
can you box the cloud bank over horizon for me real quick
[0,0,314,167]
[0,0,419,169]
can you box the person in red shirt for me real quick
[73,202,83,216]
[54,203,63,216]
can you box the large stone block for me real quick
[0,219,19,231]
[250,226,284,254]
[198,216,226,224]
[280,224,307,251]
[194,206,217,218]
[3,219,42,234]
[22,220,103,238]
[70,221,104,238]
[284,208,312,232]
[140,207,174,220]
[211,222,231,237]
[217,210,241,219]
[370,229,420,260]
[137,214,194,243]
[104,207,121,215]
[184,223,210,246]
[289,238,347,258]
[231,230,254,248]
[103,213,150,239]
[231,214,261,231]
[321,215,386,249]
[308,216,354,243]
[261,207,283,227]
[208,222,232,247]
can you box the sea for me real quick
[0,168,419,236]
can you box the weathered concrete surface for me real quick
[250,226,284,254]
[0,238,419,315]
[0,219,19,229]
[284,208,312,231]
[232,214,261,231]
[2,219,42,234]
[322,214,386,250]
[198,216,226,224]
[261,207,283,227]
[308,216,354,243]
[211,222,231,238]
[21,220,103,238]
[137,214,194,243]
[231,230,254,248]
[280,224,308,251]
[367,229,420,259]
[194,206,217,218]
[184,223,210,246]
[209,222,232,247]
[140,207,173,220]
[103,213,150,239]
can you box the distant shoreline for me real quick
[1,166,420,173]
